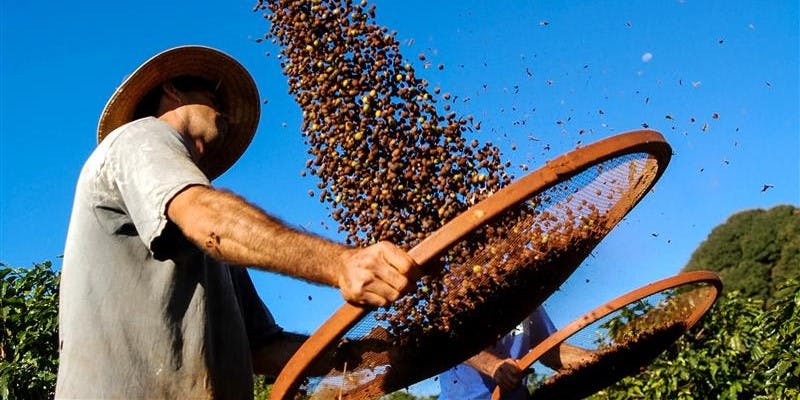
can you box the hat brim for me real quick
[97,45,260,179]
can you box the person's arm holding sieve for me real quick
[539,342,598,370]
[167,185,417,307]
[464,351,524,393]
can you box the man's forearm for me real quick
[168,185,344,286]
[466,349,524,393]
[464,349,505,377]
[540,342,597,370]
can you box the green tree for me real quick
[683,205,800,304]
[584,205,799,399]
[0,261,60,400]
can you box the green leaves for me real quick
[684,205,800,305]
[0,261,60,400]
[590,280,800,399]
[598,206,795,398]
[1,208,797,400]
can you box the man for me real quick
[56,45,416,399]
[439,306,592,400]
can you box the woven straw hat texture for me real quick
[97,45,260,179]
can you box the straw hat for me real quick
[97,45,260,179]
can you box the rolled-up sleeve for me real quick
[100,118,210,254]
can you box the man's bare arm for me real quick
[539,342,597,370]
[464,349,522,393]
[166,185,416,306]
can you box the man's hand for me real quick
[465,349,522,392]
[337,241,417,307]
[491,358,524,393]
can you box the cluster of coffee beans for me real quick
[255,0,621,356]
[254,0,511,247]
[377,196,607,346]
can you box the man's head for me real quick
[97,46,260,179]
[133,75,222,120]
[135,75,229,163]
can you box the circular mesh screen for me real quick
[297,150,664,399]
[516,274,720,400]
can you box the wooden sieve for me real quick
[493,271,722,400]
[271,130,672,399]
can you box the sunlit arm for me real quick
[167,185,344,284]
[539,341,597,370]
[465,350,522,393]
[166,185,417,307]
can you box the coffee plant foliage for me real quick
[0,261,60,400]
[589,279,800,399]
[3,205,798,400]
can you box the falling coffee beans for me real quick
[255,0,510,248]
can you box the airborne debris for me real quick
[258,0,510,249]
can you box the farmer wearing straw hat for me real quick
[56,46,416,399]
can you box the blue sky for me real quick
[2,0,798,394]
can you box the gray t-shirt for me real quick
[57,117,281,399]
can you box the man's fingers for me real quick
[363,280,401,306]
[495,369,515,392]
[340,272,399,307]
[338,242,417,307]
[376,241,417,277]
[493,359,522,392]
[372,260,409,294]
[356,291,389,308]
[499,376,516,392]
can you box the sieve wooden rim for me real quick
[270,129,672,400]
[490,270,723,400]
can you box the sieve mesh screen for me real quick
[297,151,662,399]
[504,273,721,400]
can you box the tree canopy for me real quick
[683,204,800,304]
[591,204,800,399]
